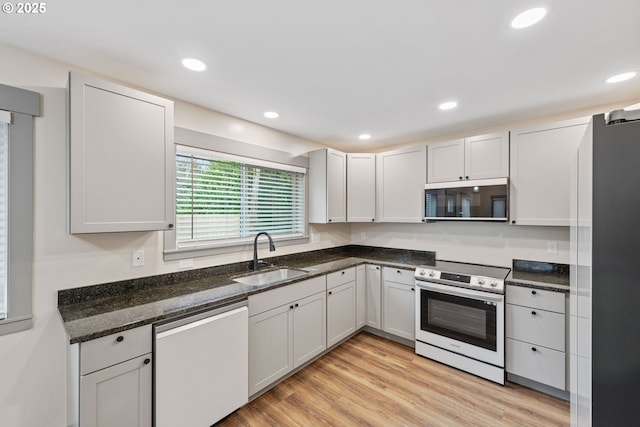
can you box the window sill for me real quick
[163,236,310,261]
[0,315,33,336]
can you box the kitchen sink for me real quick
[232,267,310,287]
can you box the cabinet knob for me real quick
[459,176,463,180]
[531,311,537,316]
[328,219,332,223]
[168,223,174,229]
[511,220,516,224]
[290,305,294,309]
[397,270,401,274]
[371,218,375,222]
[116,336,124,343]
[341,271,345,275]
[531,347,537,352]
[294,303,299,308]
[411,288,415,292]
[144,358,151,365]
[465,176,469,180]
[531,290,537,295]
[328,291,332,295]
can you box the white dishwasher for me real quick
[154,300,248,427]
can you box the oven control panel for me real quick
[415,267,504,292]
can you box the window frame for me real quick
[164,127,310,261]
[0,83,39,336]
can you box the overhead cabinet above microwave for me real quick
[427,132,509,184]
[424,178,509,221]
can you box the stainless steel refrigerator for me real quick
[571,110,640,426]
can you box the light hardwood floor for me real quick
[219,332,569,426]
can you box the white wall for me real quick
[352,222,569,267]
[0,41,572,427]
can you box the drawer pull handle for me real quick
[116,336,124,343]
[341,271,345,275]
[531,347,537,352]
[144,358,151,365]
[411,288,415,292]
[531,290,537,295]
[397,270,401,274]
[531,311,537,316]
[290,305,294,310]
[328,291,333,295]
[294,303,299,308]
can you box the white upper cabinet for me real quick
[68,72,174,233]
[309,148,346,223]
[510,117,589,226]
[347,153,376,222]
[376,145,427,223]
[428,132,509,183]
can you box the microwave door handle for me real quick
[417,282,503,303]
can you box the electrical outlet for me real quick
[132,250,144,267]
[547,241,558,254]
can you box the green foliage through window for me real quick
[176,150,305,245]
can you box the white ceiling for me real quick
[3,0,640,151]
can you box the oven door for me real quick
[415,281,504,367]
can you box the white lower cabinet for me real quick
[506,285,567,390]
[382,267,415,341]
[365,265,382,329]
[356,265,367,328]
[327,268,357,347]
[78,325,152,427]
[248,276,327,396]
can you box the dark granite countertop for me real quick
[505,259,570,293]
[58,245,436,344]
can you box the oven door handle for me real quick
[416,282,503,303]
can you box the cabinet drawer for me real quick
[81,325,152,375]
[249,276,326,316]
[506,338,565,390]
[326,267,356,290]
[506,285,565,314]
[382,267,414,286]
[506,304,565,351]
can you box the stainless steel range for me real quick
[414,261,510,384]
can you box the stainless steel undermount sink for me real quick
[232,267,309,287]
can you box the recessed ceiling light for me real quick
[181,57,207,72]
[511,7,547,29]
[606,72,637,84]
[439,101,458,111]
[263,111,279,119]
[358,134,371,140]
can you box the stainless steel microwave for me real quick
[424,178,509,221]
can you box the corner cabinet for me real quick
[309,148,347,223]
[68,72,174,233]
[510,117,589,226]
[427,132,509,183]
[347,153,376,222]
[376,146,427,222]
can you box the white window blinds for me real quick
[176,145,306,247]
[0,118,9,320]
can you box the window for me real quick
[0,83,39,336]
[164,129,309,259]
[176,146,305,247]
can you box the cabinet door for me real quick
[249,304,293,395]
[376,146,427,222]
[327,281,357,347]
[383,281,415,340]
[366,265,382,329]
[465,132,509,180]
[326,149,347,222]
[68,72,174,233]
[80,354,151,427]
[510,117,589,226]
[292,292,327,368]
[356,265,367,328]
[309,148,346,223]
[347,153,376,222]
[427,139,465,183]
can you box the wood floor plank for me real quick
[218,332,569,426]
